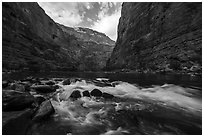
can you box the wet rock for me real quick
[45,81,55,85]
[2,109,34,135]
[9,83,28,92]
[34,95,46,106]
[3,90,35,111]
[70,90,81,99]
[52,93,60,102]
[70,78,82,83]
[111,81,121,87]
[90,89,102,97]
[32,100,55,122]
[53,85,60,89]
[31,85,56,93]
[82,90,90,97]
[20,81,32,86]
[102,92,114,99]
[62,79,70,85]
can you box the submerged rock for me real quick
[82,90,90,97]
[32,100,55,121]
[2,109,34,135]
[62,79,70,85]
[31,85,56,93]
[70,90,81,99]
[2,90,35,111]
[102,92,114,99]
[90,89,102,97]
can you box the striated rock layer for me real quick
[106,3,202,73]
[2,2,114,72]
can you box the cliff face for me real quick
[2,2,114,71]
[58,24,114,71]
[107,3,202,73]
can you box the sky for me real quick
[38,2,122,41]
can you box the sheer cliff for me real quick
[2,2,114,71]
[106,3,202,73]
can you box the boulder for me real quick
[70,90,81,99]
[82,90,90,97]
[34,95,46,106]
[2,90,35,111]
[62,79,70,85]
[32,100,55,121]
[53,85,60,89]
[102,92,114,99]
[31,85,56,93]
[90,89,102,97]
[2,109,34,135]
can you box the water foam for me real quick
[58,79,202,115]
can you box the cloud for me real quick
[91,4,121,41]
[38,2,122,41]
[38,2,92,27]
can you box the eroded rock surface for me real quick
[2,2,114,72]
[107,3,201,74]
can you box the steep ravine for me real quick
[106,2,202,74]
[2,2,114,72]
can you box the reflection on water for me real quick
[3,71,202,88]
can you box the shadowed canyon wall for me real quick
[2,2,114,71]
[106,2,202,73]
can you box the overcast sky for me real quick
[38,2,122,41]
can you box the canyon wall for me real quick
[2,2,114,71]
[107,2,202,73]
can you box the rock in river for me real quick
[70,90,81,99]
[2,90,35,111]
[32,100,55,122]
[90,89,102,97]
[62,79,71,85]
[31,85,56,93]
[82,90,90,97]
[102,92,114,99]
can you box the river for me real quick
[2,71,202,135]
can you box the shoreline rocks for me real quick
[2,109,35,135]
[3,90,35,111]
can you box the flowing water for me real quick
[3,72,202,135]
